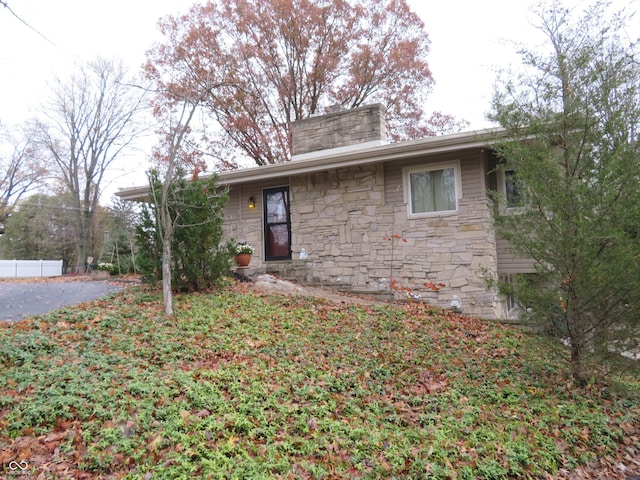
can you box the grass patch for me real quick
[0,283,638,478]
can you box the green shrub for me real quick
[135,170,233,291]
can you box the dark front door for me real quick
[264,187,291,260]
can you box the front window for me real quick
[404,162,460,216]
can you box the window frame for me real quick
[403,160,462,218]
[496,166,526,213]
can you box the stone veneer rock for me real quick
[288,162,501,318]
[292,104,387,156]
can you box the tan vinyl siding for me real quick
[460,154,485,198]
[496,237,537,274]
[224,179,291,262]
[225,180,291,219]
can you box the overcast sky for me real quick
[0,0,538,126]
[1,0,637,198]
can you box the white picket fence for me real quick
[0,260,64,278]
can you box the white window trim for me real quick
[403,160,462,218]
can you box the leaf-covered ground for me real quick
[0,282,638,479]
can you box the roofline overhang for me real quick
[115,127,507,201]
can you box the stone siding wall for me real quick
[290,163,387,285]
[289,159,501,318]
[222,155,503,318]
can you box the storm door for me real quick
[263,187,291,260]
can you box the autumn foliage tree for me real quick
[145,0,465,167]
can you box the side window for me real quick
[504,170,522,208]
[404,161,461,216]
[498,167,524,210]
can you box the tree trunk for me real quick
[160,171,174,317]
[162,228,173,316]
[74,210,89,273]
[570,343,587,387]
[73,202,95,274]
[566,294,588,387]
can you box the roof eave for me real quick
[115,127,505,201]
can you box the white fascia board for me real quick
[115,128,505,200]
[215,128,504,185]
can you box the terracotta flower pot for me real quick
[234,254,252,267]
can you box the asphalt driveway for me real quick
[0,279,126,322]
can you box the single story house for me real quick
[117,104,533,319]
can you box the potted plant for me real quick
[234,242,254,267]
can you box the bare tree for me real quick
[0,120,48,232]
[157,104,199,316]
[37,57,148,272]
[148,81,218,316]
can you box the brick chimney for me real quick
[291,104,387,159]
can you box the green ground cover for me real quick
[1,283,638,479]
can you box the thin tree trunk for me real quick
[81,213,94,273]
[568,308,587,386]
[570,340,587,387]
[161,224,173,316]
[75,210,90,274]
[160,164,175,317]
